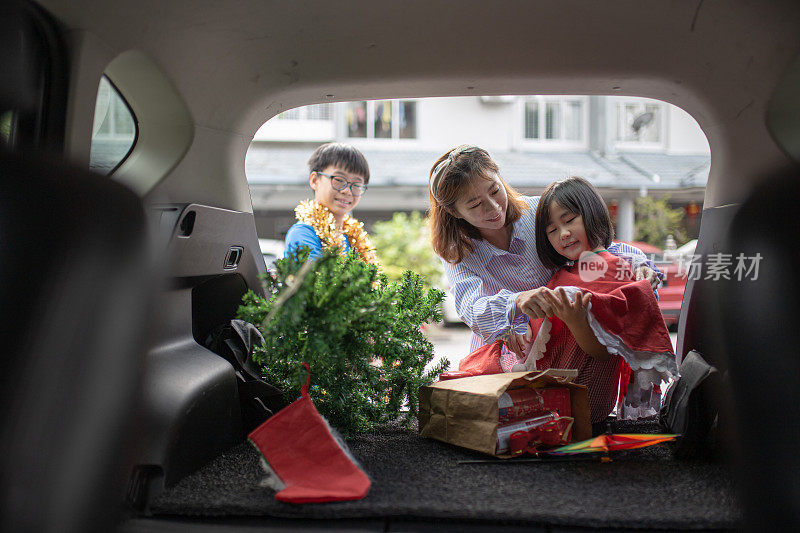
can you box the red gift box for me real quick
[498,387,571,423]
[508,416,575,456]
[496,412,559,454]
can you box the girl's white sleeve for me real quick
[608,241,666,283]
[443,258,529,343]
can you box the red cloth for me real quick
[535,252,674,355]
[457,339,505,376]
[458,252,675,423]
[248,364,371,503]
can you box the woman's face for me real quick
[453,175,509,233]
[545,201,591,261]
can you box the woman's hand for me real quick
[634,265,661,290]
[506,323,535,361]
[516,287,555,320]
[541,287,591,327]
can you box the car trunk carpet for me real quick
[150,417,740,530]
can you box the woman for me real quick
[429,145,662,371]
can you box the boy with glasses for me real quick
[285,143,379,264]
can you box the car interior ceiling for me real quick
[2,0,800,531]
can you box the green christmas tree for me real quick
[237,247,449,435]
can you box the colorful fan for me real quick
[548,433,677,455]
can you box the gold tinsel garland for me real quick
[294,200,380,265]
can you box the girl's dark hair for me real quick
[535,176,614,269]
[308,142,370,183]
[429,146,529,264]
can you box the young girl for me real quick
[428,145,665,387]
[461,176,678,424]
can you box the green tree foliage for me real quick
[237,247,449,435]
[371,211,443,287]
[634,196,687,247]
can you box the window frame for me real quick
[612,97,668,152]
[276,103,333,121]
[1,1,68,152]
[515,95,589,151]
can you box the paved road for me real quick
[425,323,679,372]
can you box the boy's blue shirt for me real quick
[284,222,350,259]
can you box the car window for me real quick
[0,110,13,146]
[89,76,137,175]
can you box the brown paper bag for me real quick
[418,369,591,456]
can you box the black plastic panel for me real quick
[192,273,249,345]
[676,203,740,367]
[131,204,266,502]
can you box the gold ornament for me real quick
[294,200,380,266]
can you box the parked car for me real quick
[3,1,799,532]
[258,238,284,272]
[657,239,698,330]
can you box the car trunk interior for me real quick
[140,417,739,531]
[4,1,800,531]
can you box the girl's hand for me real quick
[634,265,661,290]
[541,287,591,327]
[516,287,554,320]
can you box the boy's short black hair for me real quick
[535,176,615,269]
[307,142,370,183]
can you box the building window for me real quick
[90,76,137,175]
[346,101,367,138]
[524,103,539,139]
[564,100,583,141]
[521,96,586,147]
[374,100,392,139]
[278,103,332,121]
[277,108,300,120]
[345,99,417,140]
[399,100,416,139]
[615,98,664,148]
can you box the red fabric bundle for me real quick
[456,252,677,422]
[457,339,505,376]
[525,251,674,368]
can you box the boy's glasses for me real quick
[317,172,368,196]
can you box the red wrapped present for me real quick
[509,417,575,456]
[498,387,571,423]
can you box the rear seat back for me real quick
[0,149,153,532]
[711,166,800,531]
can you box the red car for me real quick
[655,261,687,330]
[620,241,689,331]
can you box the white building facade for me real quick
[247,95,709,242]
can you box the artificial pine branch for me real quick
[238,247,449,435]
